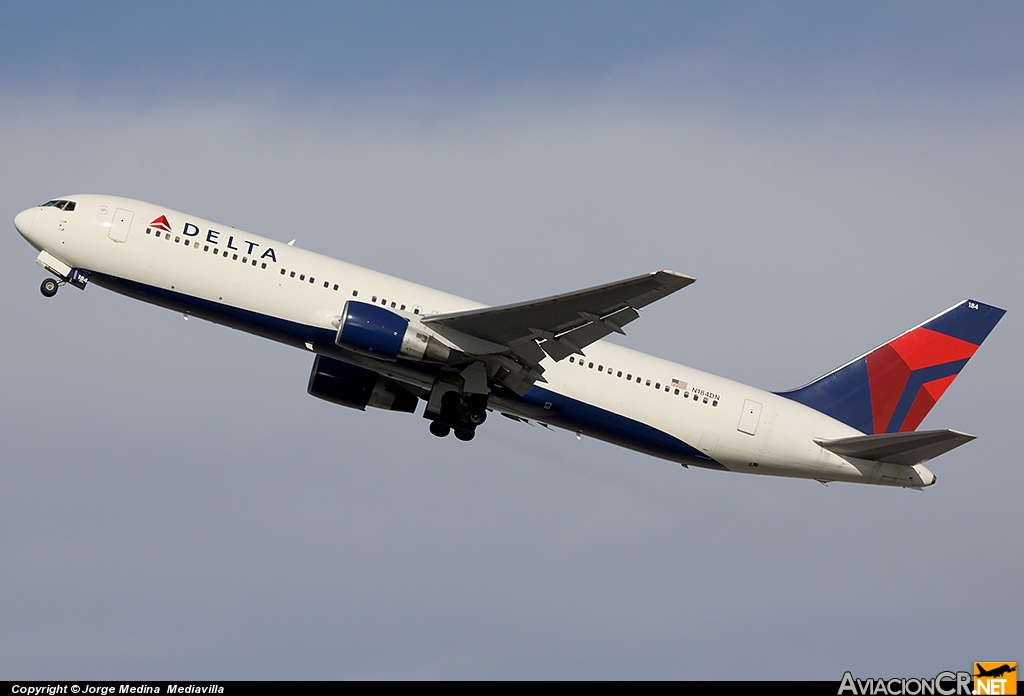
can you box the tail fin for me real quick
[777,300,1005,434]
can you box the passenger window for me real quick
[674,389,679,395]
[174,237,180,243]
[655,383,660,389]
[391,302,396,308]
[598,366,603,372]
[280,269,286,275]
[291,272,296,278]
[203,245,208,251]
[617,371,622,378]
[588,362,594,368]
[324,281,329,288]
[352,290,358,297]
[334,284,339,291]
[646,380,651,386]
[413,308,419,314]
[372,296,377,302]
[223,251,228,257]
[261,263,267,269]
[309,277,314,283]
[400,304,405,310]
[233,254,238,260]
[569,357,575,363]
[242,257,248,263]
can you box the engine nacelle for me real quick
[307,354,418,413]
[335,301,450,363]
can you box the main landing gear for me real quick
[40,277,60,297]
[426,389,487,442]
[429,419,477,441]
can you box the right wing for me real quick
[423,270,695,364]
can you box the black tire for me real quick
[454,429,475,442]
[468,410,487,426]
[40,278,59,297]
[429,421,451,438]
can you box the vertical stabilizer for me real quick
[776,300,1005,434]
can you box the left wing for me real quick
[423,270,695,366]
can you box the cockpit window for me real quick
[41,199,76,211]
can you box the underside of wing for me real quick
[423,270,695,367]
[814,429,975,466]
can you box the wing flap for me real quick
[814,429,975,466]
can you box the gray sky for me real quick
[1,2,1021,679]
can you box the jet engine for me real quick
[335,301,450,363]
[307,354,418,413]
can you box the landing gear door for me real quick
[109,208,134,243]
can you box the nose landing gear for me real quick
[40,278,60,297]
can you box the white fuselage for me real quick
[15,195,937,488]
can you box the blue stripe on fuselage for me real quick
[518,385,724,470]
[90,272,336,349]
[90,272,721,468]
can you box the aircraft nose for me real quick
[14,207,36,240]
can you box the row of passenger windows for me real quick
[145,225,708,401]
[144,227,705,399]
[567,355,719,406]
[146,225,431,316]
[276,269,425,315]
[147,227,271,269]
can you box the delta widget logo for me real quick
[149,215,172,232]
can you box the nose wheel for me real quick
[40,278,60,297]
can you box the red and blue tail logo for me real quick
[777,300,1005,434]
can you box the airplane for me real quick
[14,195,1005,489]
[975,664,1016,679]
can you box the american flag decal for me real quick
[671,379,687,390]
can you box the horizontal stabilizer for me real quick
[814,429,975,466]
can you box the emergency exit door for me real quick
[737,399,762,436]
[108,208,134,243]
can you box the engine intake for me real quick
[335,301,449,363]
